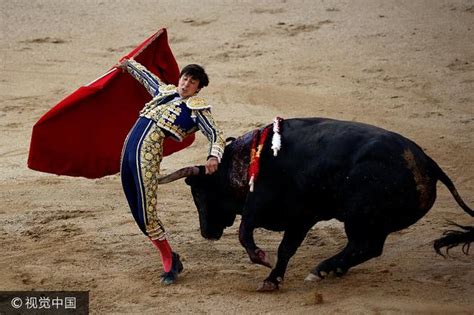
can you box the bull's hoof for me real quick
[335,267,347,277]
[304,273,323,282]
[256,280,279,292]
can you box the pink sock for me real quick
[150,238,173,272]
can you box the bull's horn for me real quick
[158,166,200,184]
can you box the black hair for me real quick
[180,64,209,88]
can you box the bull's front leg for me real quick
[238,220,272,268]
[258,224,312,292]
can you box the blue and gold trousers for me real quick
[121,117,167,240]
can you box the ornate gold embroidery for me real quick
[186,96,211,109]
[140,98,223,156]
[126,59,162,96]
[141,102,189,140]
[139,124,167,240]
[196,109,225,161]
[158,84,177,95]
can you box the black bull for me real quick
[159,118,473,291]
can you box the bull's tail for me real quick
[434,222,473,257]
[428,157,473,256]
[430,158,473,216]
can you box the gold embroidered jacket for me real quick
[124,59,225,161]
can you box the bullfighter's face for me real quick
[178,74,200,98]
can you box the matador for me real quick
[119,59,225,285]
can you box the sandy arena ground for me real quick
[1,0,473,313]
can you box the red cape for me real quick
[28,29,195,178]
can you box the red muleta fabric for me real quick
[28,29,195,178]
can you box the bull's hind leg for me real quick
[307,223,388,280]
[306,159,417,281]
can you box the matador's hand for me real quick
[205,157,219,175]
[114,58,131,72]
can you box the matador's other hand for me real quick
[114,62,125,72]
[114,58,132,72]
[205,156,219,175]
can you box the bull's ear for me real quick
[184,177,193,186]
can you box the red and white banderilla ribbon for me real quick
[248,117,283,192]
[271,117,283,157]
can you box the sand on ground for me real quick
[1,0,473,313]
